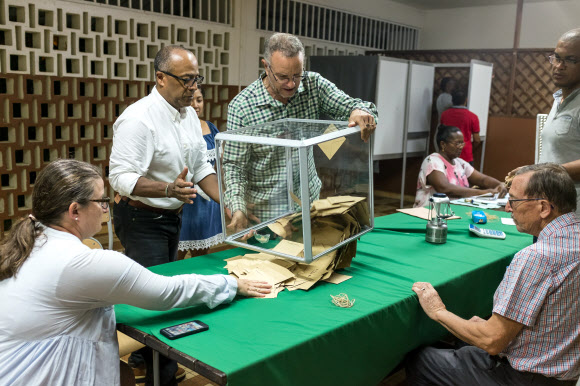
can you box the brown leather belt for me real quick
[117,195,183,215]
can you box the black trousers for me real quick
[113,199,182,386]
[406,346,577,386]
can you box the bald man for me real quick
[539,28,580,215]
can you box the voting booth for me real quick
[215,119,374,263]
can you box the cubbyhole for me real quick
[15,149,31,165]
[4,219,12,231]
[80,82,94,97]
[91,17,104,32]
[42,148,58,162]
[53,35,67,51]
[224,32,230,50]
[125,42,138,57]
[103,83,118,98]
[80,125,94,139]
[0,29,13,46]
[115,20,128,35]
[12,103,29,119]
[53,80,69,96]
[203,51,213,64]
[41,103,56,118]
[67,103,81,118]
[137,23,148,37]
[135,64,148,79]
[65,59,80,74]
[103,124,111,139]
[157,26,169,40]
[220,52,229,65]
[105,166,110,178]
[26,79,42,95]
[219,88,229,101]
[1,174,14,188]
[211,69,220,83]
[38,57,54,73]
[125,84,138,98]
[147,45,157,59]
[8,6,25,23]
[103,40,116,55]
[93,145,106,160]
[79,38,93,53]
[29,171,36,185]
[213,34,223,47]
[10,55,27,71]
[0,78,13,94]
[25,32,41,49]
[90,60,104,76]
[195,31,206,45]
[55,126,70,141]
[0,127,15,142]
[114,63,127,77]
[211,104,221,119]
[27,126,36,140]
[38,10,54,27]
[66,13,81,30]
[17,194,29,209]
[177,28,188,43]
[92,104,105,118]
[68,146,82,160]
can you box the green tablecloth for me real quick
[115,206,532,385]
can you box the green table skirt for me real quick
[115,207,531,385]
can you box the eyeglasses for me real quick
[548,54,579,67]
[446,140,465,147]
[158,70,204,87]
[266,63,306,84]
[507,197,544,210]
[90,197,110,210]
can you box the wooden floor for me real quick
[116,191,415,385]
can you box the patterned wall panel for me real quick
[368,49,554,118]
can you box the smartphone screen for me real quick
[160,320,208,339]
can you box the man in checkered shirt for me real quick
[223,33,378,232]
[407,163,579,385]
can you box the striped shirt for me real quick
[493,212,580,380]
[223,71,378,220]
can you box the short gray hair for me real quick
[516,163,577,214]
[154,45,191,72]
[264,33,305,63]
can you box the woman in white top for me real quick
[0,159,270,386]
[415,125,507,208]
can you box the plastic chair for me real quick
[102,211,114,250]
[535,114,548,163]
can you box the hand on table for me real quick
[167,167,196,204]
[237,279,272,297]
[348,109,376,143]
[412,282,447,322]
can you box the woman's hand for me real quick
[493,183,508,198]
[237,279,272,297]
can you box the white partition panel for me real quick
[374,57,409,159]
[467,60,493,137]
[407,61,435,135]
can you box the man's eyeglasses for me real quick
[90,197,110,210]
[158,70,204,87]
[548,54,579,67]
[507,197,544,210]
[266,63,306,85]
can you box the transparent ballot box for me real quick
[215,118,374,263]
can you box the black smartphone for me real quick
[160,320,209,340]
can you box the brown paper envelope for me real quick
[323,272,352,284]
[397,207,461,221]
[318,136,346,160]
[272,239,304,257]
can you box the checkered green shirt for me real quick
[223,71,378,221]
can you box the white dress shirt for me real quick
[0,227,237,386]
[109,86,215,209]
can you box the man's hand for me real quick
[227,210,260,241]
[412,282,447,322]
[493,182,508,198]
[348,109,377,143]
[167,167,196,204]
[237,279,272,297]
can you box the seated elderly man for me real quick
[406,163,579,386]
